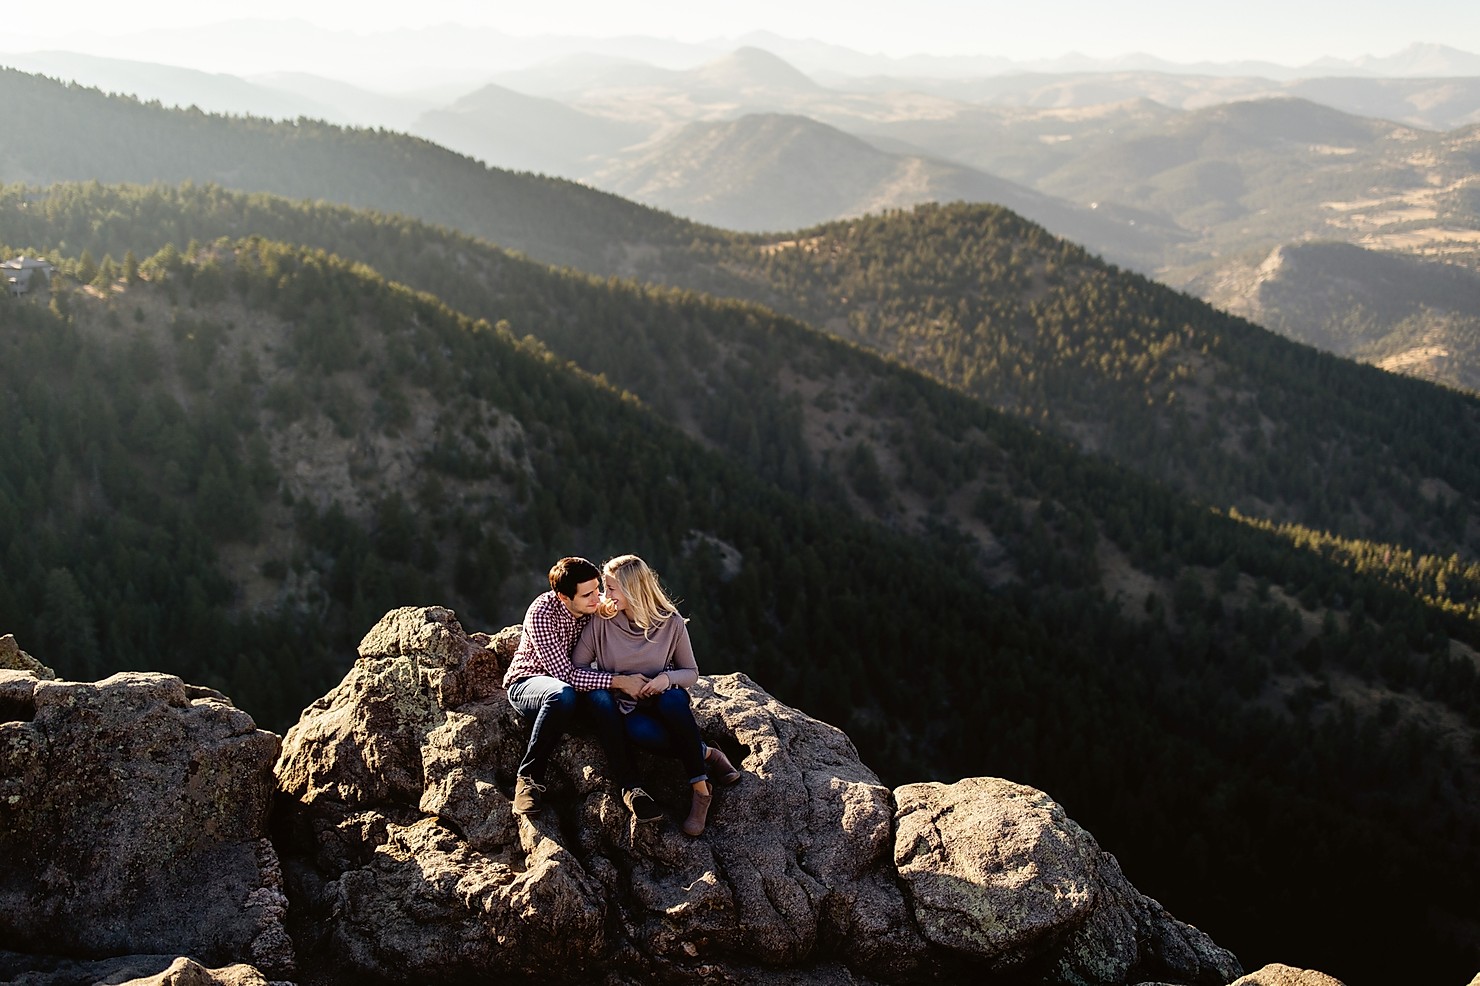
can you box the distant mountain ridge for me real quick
[8,22,1476,86]
[1309,41,1480,78]
[691,45,824,92]
[1191,241,1480,393]
[588,111,1166,255]
[0,64,712,277]
[0,50,335,119]
[408,83,648,176]
[10,35,1480,131]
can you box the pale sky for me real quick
[5,0,1477,67]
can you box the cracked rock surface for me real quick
[0,606,1250,985]
[894,777,1241,984]
[272,606,1241,985]
[273,606,923,983]
[0,667,289,977]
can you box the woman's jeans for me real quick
[506,675,578,783]
[585,687,708,789]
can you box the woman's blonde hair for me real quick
[600,554,683,637]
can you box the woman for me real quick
[572,553,741,836]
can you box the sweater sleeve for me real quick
[571,618,599,671]
[665,619,699,689]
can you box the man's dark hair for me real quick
[549,556,599,599]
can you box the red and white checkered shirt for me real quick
[501,590,615,691]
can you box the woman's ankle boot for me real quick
[682,782,713,837]
[705,745,742,785]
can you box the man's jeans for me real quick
[506,675,578,783]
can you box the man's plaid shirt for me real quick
[502,590,615,691]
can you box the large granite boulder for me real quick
[272,606,1244,985]
[273,606,921,984]
[0,666,289,976]
[894,777,1241,984]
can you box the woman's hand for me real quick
[638,672,671,698]
[612,673,649,699]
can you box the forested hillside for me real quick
[11,180,1474,565]
[9,65,1480,402]
[3,195,1480,982]
[6,70,1480,556]
[700,203,1480,557]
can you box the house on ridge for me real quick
[4,256,56,297]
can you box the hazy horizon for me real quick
[3,0,1476,84]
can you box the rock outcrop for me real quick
[1,607,1294,984]
[0,953,278,986]
[1228,965,1347,986]
[273,606,925,983]
[0,667,289,978]
[271,606,1241,985]
[895,777,1239,984]
[0,633,54,680]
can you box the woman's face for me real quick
[604,574,629,614]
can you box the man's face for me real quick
[560,578,602,617]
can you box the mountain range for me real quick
[3,67,1478,558]
[11,21,1480,86]
[7,41,1480,395]
[3,58,1480,983]
[585,111,1164,249]
[11,38,1480,129]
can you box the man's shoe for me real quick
[623,786,663,823]
[513,775,546,815]
[705,745,742,786]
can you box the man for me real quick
[502,556,653,818]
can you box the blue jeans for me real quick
[584,687,708,788]
[506,675,578,783]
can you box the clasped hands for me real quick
[612,671,671,699]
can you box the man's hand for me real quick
[637,672,671,698]
[611,673,648,699]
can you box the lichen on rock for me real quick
[0,666,287,976]
[272,606,928,983]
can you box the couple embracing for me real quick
[501,554,742,836]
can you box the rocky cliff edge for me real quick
[0,606,1351,986]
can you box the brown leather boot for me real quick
[513,775,546,815]
[705,745,742,785]
[682,781,713,837]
